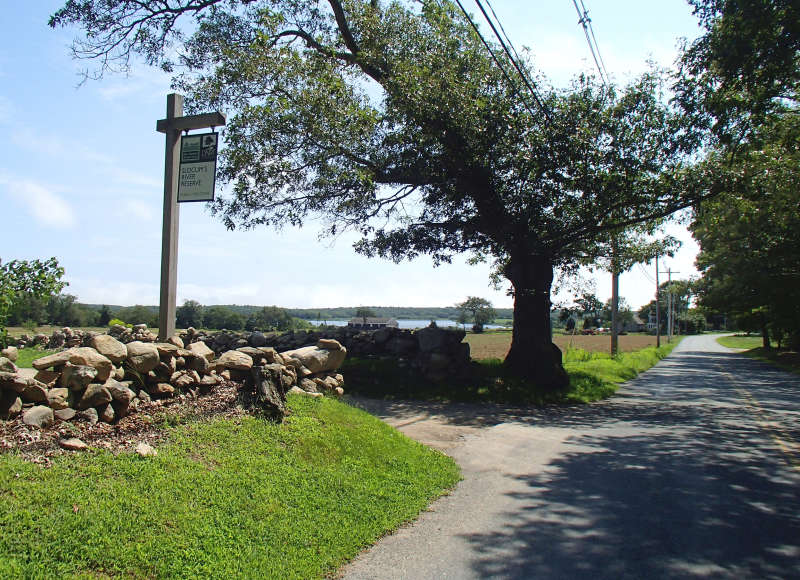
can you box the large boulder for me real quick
[215,350,253,371]
[187,341,215,362]
[77,383,113,410]
[91,335,128,364]
[126,341,160,374]
[280,343,347,374]
[69,348,114,382]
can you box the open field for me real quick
[5,326,107,338]
[465,331,662,361]
[716,334,765,350]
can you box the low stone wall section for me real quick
[0,333,346,429]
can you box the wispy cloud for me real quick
[11,127,113,165]
[0,174,76,229]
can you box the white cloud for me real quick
[0,174,76,229]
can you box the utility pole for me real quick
[610,240,619,356]
[655,256,660,348]
[658,266,680,343]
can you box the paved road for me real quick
[341,335,800,579]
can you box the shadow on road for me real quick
[350,345,800,578]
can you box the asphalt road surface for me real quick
[341,334,800,579]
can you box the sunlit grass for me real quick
[0,395,460,579]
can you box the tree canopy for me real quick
[456,296,496,333]
[691,114,800,348]
[51,0,700,388]
[676,0,800,148]
[0,257,67,345]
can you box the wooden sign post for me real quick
[156,93,225,340]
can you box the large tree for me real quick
[51,0,698,389]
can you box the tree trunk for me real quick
[504,254,569,390]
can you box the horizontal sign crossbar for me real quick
[156,112,226,133]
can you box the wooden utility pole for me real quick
[155,94,225,340]
[610,241,619,356]
[655,256,660,348]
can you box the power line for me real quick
[570,0,610,86]
[475,0,552,121]
[452,0,540,118]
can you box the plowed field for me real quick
[465,331,660,360]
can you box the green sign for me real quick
[178,132,218,202]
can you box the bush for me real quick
[108,318,132,328]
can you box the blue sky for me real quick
[0,0,702,310]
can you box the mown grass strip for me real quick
[0,395,460,579]
[716,334,765,350]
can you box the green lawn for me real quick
[9,347,56,369]
[0,395,460,579]
[716,334,765,350]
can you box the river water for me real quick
[307,319,508,330]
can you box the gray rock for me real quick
[77,408,99,425]
[166,335,184,348]
[22,405,54,428]
[135,442,157,457]
[54,408,77,421]
[126,341,160,374]
[60,363,98,391]
[215,350,253,371]
[98,404,115,423]
[33,369,61,388]
[69,347,114,382]
[105,379,135,404]
[0,346,19,362]
[91,334,128,364]
[77,384,113,410]
[281,344,347,374]
[249,331,267,347]
[21,382,48,403]
[59,437,88,451]
[47,387,71,410]
[0,356,17,373]
[187,341,215,362]
[0,392,22,418]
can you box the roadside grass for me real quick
[10,347,56,369]
[342,340,680,405]
[0,395,460,579]
[717,334,765,350]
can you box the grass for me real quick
[9,347,56,369]
[342,340,680,405]
[717,335,800,375]
[716,334,765,350]
[0,395,460,579]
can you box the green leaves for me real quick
[0,257,67,345]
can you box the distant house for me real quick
[623,314,646,333]
[347,317,399,330]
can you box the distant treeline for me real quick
[84,304,515,322]
[285,306,514,321]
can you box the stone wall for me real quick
[0,334,346,430]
